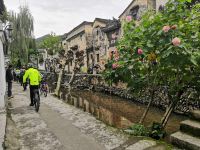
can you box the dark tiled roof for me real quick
[94,18,111,24]
[119,0,136,18]
[61,33,68,40]
[101,19,121,32]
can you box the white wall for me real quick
[0,30,6,109]
[38,63,45,70]
[156,0,168,10]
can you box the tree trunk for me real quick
[161,102,173,124]
[161,90,184,128]
[162,105,174,128]
[54,68,64,96]
[65,61,79,100]
[139,89,155,124]
[67,70,76,93]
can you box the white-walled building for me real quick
[0,20,6,111]
[0,0,8,146]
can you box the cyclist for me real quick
[23,64,41,106]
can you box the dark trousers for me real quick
[30,85,39,104]
[7,82,12,97]
[23,83,27,91]
[19,76,23,86]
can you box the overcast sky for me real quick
[4,0,132,38]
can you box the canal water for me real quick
[66,90,187,136]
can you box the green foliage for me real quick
[28,49,37,55]
[125,124,150,136]
[150,122,166,140]
[8,5,34,64]
[39,33,61,55]
[0,0,7,22]
[125,123,166,140]
[0,11,8,23]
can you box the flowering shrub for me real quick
[104,0,200,127]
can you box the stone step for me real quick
[145,144,177,150]
[190,110,200,122]
[170,131,200,150]
[180,120,200,137]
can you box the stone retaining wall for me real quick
[47,73,200,114]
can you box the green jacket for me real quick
[23,68,41,86]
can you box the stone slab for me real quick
[40,104,105,150]
[190,110,200,122]
[170,131,200,150]
[125,140,156,150]
[180,120,200,137]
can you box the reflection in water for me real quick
[67,90,187,135]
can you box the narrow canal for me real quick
[65,90,187,140]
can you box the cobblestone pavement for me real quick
[4,83,177,150]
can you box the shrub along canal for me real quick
[64,90,188,141]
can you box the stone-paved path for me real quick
[4,83,178,150]
[4,83,127,150]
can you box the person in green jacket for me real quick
[23,64,41,106]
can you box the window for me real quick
[97,54,100,62]
[130,5,139,20]
[96,30,99,36]
[158,5,164,11]
[90,54,93,60]
[111,39,116,44]
[80,35,84,41]
[70,60,73,66]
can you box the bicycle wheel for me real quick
[44,91,47,97]
[34,92,40,112]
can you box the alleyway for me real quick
[4,83,127,150]
[4,83,176,150]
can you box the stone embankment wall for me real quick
[47,73,200,115]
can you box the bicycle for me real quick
[40,81,48,97]
[33,89,40,112]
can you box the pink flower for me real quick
[112,34,117,39]
[172,37,181,46]
[126,16,132,22]
[112,63,119,69]
[162,25,171,33]
[138,48,143,55]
